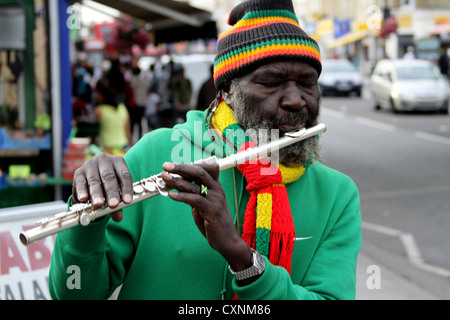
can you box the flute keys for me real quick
[144,181,156,192]
[155,177,169,197]
[79,213,92,227]
[36,218,49,227]
[133,184,145,194]
[155,177,165,188]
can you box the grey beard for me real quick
[228,80,322,167]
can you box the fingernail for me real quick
[93,197,103,206]
[123,194,132,203]
[108,198,119,207]
[163,162,174,171]
[168,191,178,197]
[78,192,88,201]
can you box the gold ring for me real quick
[200,185,208,197]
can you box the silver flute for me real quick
[19,123,326,246]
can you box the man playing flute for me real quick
[49,0,361,300]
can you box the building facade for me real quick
[296,0,450,75]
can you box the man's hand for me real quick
[161,162,253,276]
[71,153,134,222]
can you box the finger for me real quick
[161,172,201,194]
[110,210,124,223]
[72,167,89,204]
[197,161,220,180]
[98,157,122,208]
[163,162,218,187]
[86,167,105,208]
[76,158,104,208]
[168,190,207,210]
[112,157,133,204]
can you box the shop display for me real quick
[0,127,51,150]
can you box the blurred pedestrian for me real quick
[196,64,216,111]
[158,62,176,128]
[173,67,192,123]
[403,46,415,60]
[129,66,149,139]
[72,61,94,134]
[94,78,131,151]
[106,59,127,106]
[146,83,161,131]
[72,96,89,122]
[72,61,92,104]
[438,48,449,79]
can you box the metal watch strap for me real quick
[228,249,265,281]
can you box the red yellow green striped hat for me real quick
[214,0,322,90]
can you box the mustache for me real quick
[274,112,317,129]
[273,97,321,129]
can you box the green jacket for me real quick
[49,110,361,300]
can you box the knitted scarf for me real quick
[211,101,306,275]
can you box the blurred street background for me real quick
[0,0,449,300]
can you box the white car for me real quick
[319,59,362,96]
[370,59,449,114]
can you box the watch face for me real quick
[254,251,265,271]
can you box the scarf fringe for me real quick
[269,231,296,275]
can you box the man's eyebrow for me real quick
[297,70,319,79]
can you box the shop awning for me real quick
[84,0,217,43]
[428,22,450,35]
[327,30,371,49]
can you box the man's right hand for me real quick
[71,153,134,222]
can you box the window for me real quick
[395,66,439,80]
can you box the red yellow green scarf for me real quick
[211,101,305,275]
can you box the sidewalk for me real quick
[355,252,440,300]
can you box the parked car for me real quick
[319,59,362,96]
[369,59,449,114]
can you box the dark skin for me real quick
[71,61,320,286]
[225,61,320,134]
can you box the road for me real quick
[318,93,450,299]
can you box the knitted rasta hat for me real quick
[213,0,322,90]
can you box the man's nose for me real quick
[280,82,307,111]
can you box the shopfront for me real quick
[0,0,216,300]
[0,0,70,209]
[0,0,215,209]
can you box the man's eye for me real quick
[300,81,316,88]
[259,82,278,88]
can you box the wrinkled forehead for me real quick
[250,61,319,78]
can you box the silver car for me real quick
[319,59,362,97]
[370,59,449,114]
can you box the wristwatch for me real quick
[228,249,265,281]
